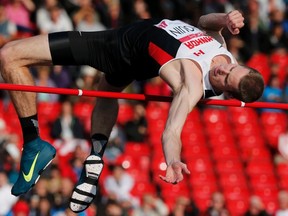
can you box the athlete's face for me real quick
[209,64,250,96]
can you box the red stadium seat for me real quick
[212,145,240,160]
[226,199,249,216]
[263,198,278,215]
[238,134,265,148]
[182,144,210,159]
[205,121,231,133]
[73,102,93,132]
[189,171,216,186]
[182,120,203,136]
[208,133,235,147]
[131,182,156,197]
[261,112,287,127]
[246,53,270,84]
[229,107,259,125]
[215,159,244,174]
[192,183,219,197]
[124,141,151,157]
[219,172,247,187]
[249,173,277,188]
[246,161,275,175]
[240,146,272,162]
[276,163,288,177]
[223,185,250,201]
[187,156,214,172]
[279,177,288,190]
[252,187,278,201]
[146,103,169,122]
[202,108,230,124]
[117,102,134,125]
[181,130,207,147]
[234,123,261,138]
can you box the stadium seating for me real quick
[3,101,287,216]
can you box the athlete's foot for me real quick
[69,154,104,213]
[11,138,56,196]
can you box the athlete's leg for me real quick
[0,35,52,117]
[0,35,55,196]
[70,75,128,213]
[91,76,127,137]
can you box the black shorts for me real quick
[48,30,134,87]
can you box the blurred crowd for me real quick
[0,0,288,215]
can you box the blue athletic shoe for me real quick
[70,154,104,213]
[11,138,56,196]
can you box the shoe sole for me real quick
[70,155,103,213]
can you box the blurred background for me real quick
[0,0,288,215]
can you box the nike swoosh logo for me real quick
[22,152,40,182]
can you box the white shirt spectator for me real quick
[37,4,73,34]
[0,171,18,215]
[104,165,139,207]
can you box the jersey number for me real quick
[193,50,205,56]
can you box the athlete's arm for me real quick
[158,60,203,184]
[197,10,245,47]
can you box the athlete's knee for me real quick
[0,41,22,79]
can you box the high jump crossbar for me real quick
[0,83,287,110]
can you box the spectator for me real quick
[74,65,101,104]
[75,7,106,32]
[105,0,121,28]
[0,5,17,48]
[226,36,246,64]
[29,194,40,216]
[261,74,284,113]
[103,164,139,208]
[4,0,35,37]
[47,164,61,188]
[104,199,125,216]
[244,195,270,216]
[30,177,50,200]
[202,0,235,14]
[50,177,75,215]
[169,196,200,216]
[34,66,59,102]
[50,99,90,173]
[0,117,8,146]
[37,2,73,34]
[0,170,18,215]
[124,103,148,143]
[12,199,30,216]
[56,143,90,184]
[72,0,106,32]
[268,9,288,50]
[133,0,151,20]
[239,0,271,60]
[205,192,230,216]
[104,123,126,163]
[36,0,71,33]
[132,192,169,216]
[50,65,72,89]
[51,99,85,141]
[3,138,21,183]
[276,190,288,216]
[37,197,51,216]
[278,127,288,162]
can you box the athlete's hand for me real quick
[159,161,190,184]
[226,10,244,35]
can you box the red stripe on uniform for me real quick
[148,42,173,65]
